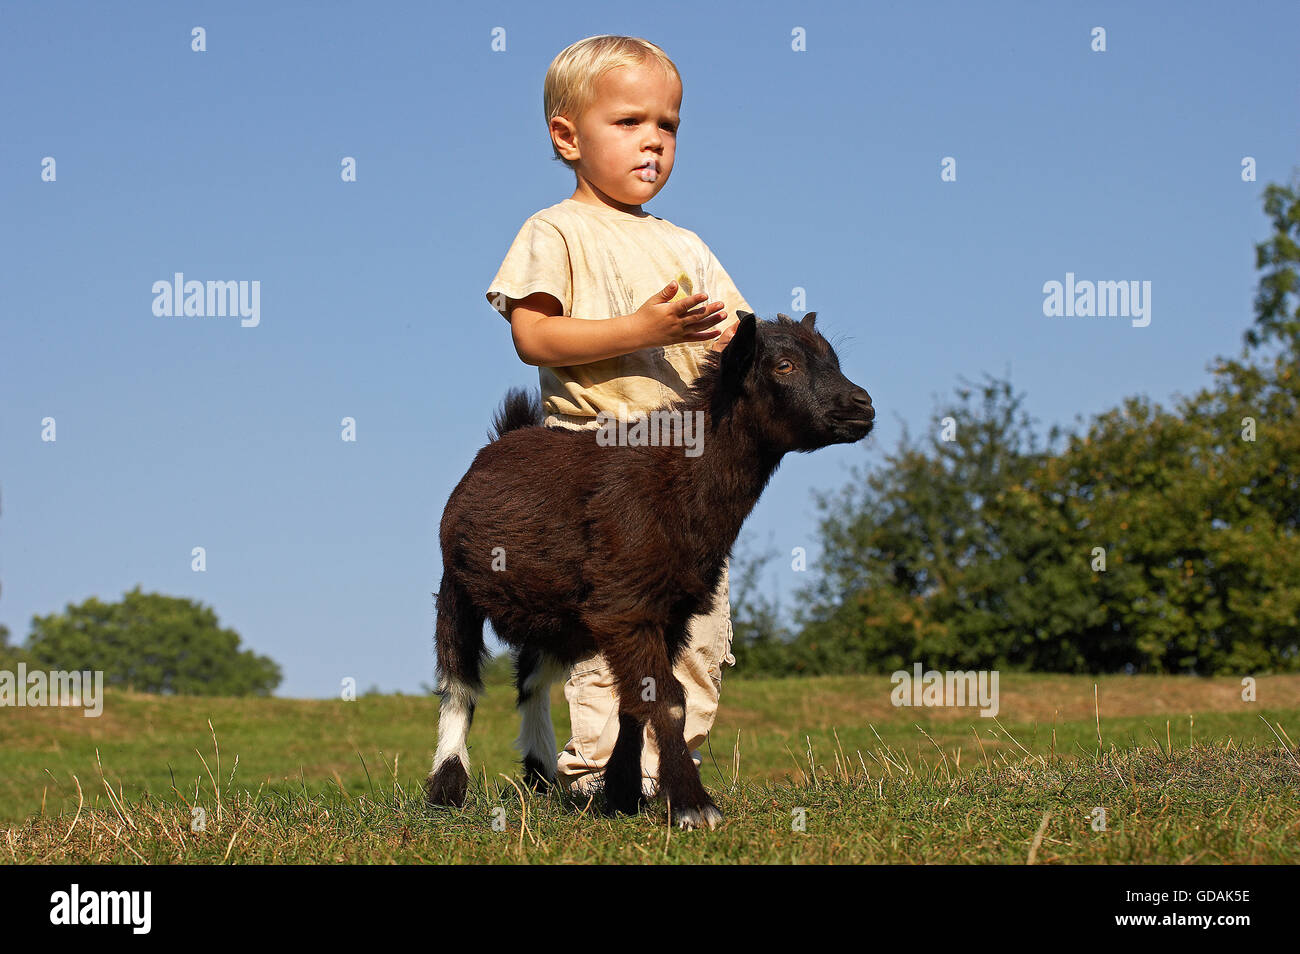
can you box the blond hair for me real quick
[543,35,681,169]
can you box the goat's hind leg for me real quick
[514,646,566,792]
[425,574,485,808]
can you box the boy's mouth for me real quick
[634,159,659,182]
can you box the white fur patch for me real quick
[516,655,567,763]
[433,675,477,772]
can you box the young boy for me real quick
[483,35,753,798]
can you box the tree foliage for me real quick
[736,176,1300,676]
[0,622,31,670]
[22,586,281,695]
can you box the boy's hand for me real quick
[709,320,738,353]
[632,281,728,348]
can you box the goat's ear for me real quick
[801,312,817,331]
[719,311,758,392]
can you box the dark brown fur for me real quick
[424,311,874,828]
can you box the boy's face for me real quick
[553,62,682,213]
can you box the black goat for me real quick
[425,311,874,828]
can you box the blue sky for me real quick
[2,1,1296,697]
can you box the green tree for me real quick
[1053,173,1300,672]
[728,539,797,676]
[0,622,31,670]
[1022,364,1299,673]
[24,586,281,695]
[1246,175,1300,350]
[780,177,1300,675]
[793,376,1077,674]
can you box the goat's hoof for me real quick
[424,759,469,808]
[522,756,556,794]
[526,773,556,794]
[602,784,644,818]
[603,793,644,817]
[673,803,724,831]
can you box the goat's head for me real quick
[713,311,874,452]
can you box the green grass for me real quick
[3,673,1298,863]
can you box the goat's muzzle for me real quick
[828,387,875,441]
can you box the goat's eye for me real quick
[775,359,795,374]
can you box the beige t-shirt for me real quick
[484,197,753,419]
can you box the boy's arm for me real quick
[508,286,729,368]
[509,292,646,367]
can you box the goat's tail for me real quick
[489,387,544,441]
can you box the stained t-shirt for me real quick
[484,197,753,418]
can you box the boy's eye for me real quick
[618,118,677,132]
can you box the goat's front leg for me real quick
[603,712,646,816]
[604,629,723,830]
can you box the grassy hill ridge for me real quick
[3,673,1298,863]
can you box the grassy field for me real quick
[2,672,1298,863]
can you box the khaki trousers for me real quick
[543,412,736,796]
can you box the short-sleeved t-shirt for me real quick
[484,197,753,419]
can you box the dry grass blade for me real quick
[67,774,84,840]
[195,747,221,824]
[970,725,991,769]
[331,771,354,803]
[1027,811,1052,865]
[208,719,223,820]
[1094,684,1103,752]
[833,728,851,782]
[222,808,256,864]
[868,725,907,776]
[915,724,952,781]
[1258,717,1300,772]
[991,718,1046,767]
[498,774,536,849]
[94,748,136,831]
[96,820,148,864]
[783,745,807,785]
